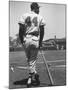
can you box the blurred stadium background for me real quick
[9,34,66,52]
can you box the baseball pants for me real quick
[23,35,39,74]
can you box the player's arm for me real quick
[39,25,44,48]
[18,23,26,44]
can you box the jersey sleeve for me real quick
[18,15,25,24]
[39,16,46,26]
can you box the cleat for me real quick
[27,76,32,88]
[32,74,40,86]
[27,73,40,87]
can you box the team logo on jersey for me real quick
[25,16,38,27]
[25,16,31,27]
[32,17,38,26]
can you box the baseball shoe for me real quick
[27,73,40,87]
[27,73,33,88]
[32,73,40,86]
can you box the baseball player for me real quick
[18,2,45,87]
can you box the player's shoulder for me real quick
[23,13,30,18]
[22,12,43,19]
[38,14,43,20]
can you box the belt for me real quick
[26,32,39,37]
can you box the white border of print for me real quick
[0,0,68,90]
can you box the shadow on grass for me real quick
[13,78,28,85]
[13,78,53,87]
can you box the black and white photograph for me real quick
[9,1,66,89]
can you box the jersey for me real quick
[19,11,45,48]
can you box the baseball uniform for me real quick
[19,11,45,74]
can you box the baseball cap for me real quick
[31,2,40,10]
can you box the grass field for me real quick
[9,50,66,89]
